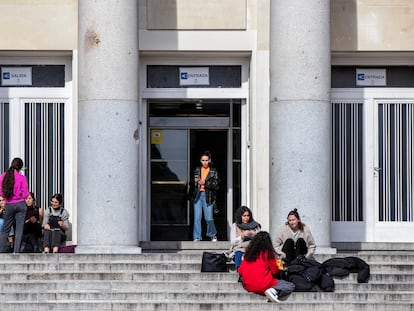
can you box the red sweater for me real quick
[238,251,279,294]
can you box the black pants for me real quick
[21,222,42,252]
[282,238,308,265]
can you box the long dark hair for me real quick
[200,150,213,167]
[2,158,24,199]
[243,231,276,262]
[26,192,36,207]
[286,208,305,231]
[235,205,254,225]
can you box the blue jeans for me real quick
[234,250,244,270]
[273,279,296,299]
[193,192,217,240]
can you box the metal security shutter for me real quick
[378,101,414,222]
[0,101,9,172]
[332,101,364,222]
[24,101,65,210]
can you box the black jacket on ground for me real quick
[287,256,335,292]
[322,256,370,283]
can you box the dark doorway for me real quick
[149,99,240,241]
[190,130,228,241]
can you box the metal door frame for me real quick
[146,103,235,241]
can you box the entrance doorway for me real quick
[331,89,414,242]
[148,99,241,241]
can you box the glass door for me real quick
[150,129,190,240]
[148,99,241,241]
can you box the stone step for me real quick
[1,279,412,292]
[1,252,413,263]
[141,241,414,253]
[0,290,412,302]
[0,261,412,274]
[0,249,412,311]
[0,271,411,283]
[1,301,413,311]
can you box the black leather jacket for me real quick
[191,166,220,205]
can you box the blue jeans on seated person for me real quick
[234,250,243,270]
[273,279,296,299]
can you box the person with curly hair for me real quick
[238,231,295,303]
[0,158,29,253]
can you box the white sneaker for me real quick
[265,288,280,303]
[193,238,201,242]
[211,236,217,242]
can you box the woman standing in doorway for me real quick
[0,157,29,253]
[192,151,220,242]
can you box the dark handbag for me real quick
[201,251,228,272]
[58,245,76,253]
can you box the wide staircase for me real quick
[0,242,412,311]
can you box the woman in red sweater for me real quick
[238,231,295,302]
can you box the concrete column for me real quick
[77,1,140,253]
[269,1,334,251]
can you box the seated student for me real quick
[42,193,69,254]
[226,206,261,269]
[21,192,42,253]
[273,208,316,265]
[238,231,295,303]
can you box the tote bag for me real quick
[201,251,228,272]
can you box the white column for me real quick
[269,1,334,252]
[77,1,140,253]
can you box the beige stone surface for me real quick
[332,0,414,51]
[0,0,77,50]
[147,0,246,30]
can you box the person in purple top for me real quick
[0,158,29,253]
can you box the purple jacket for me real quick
[0,171,29,204]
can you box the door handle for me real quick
[373,167,381,172]
[151,181,188,185]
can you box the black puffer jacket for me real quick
[191,166,220,205]
[322,256,370,283]
[287,256,335,292]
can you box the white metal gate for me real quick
[332,89,414,242]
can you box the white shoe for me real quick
[193,238,201,242]
[211,236,217,242]
[265,288,280,303]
